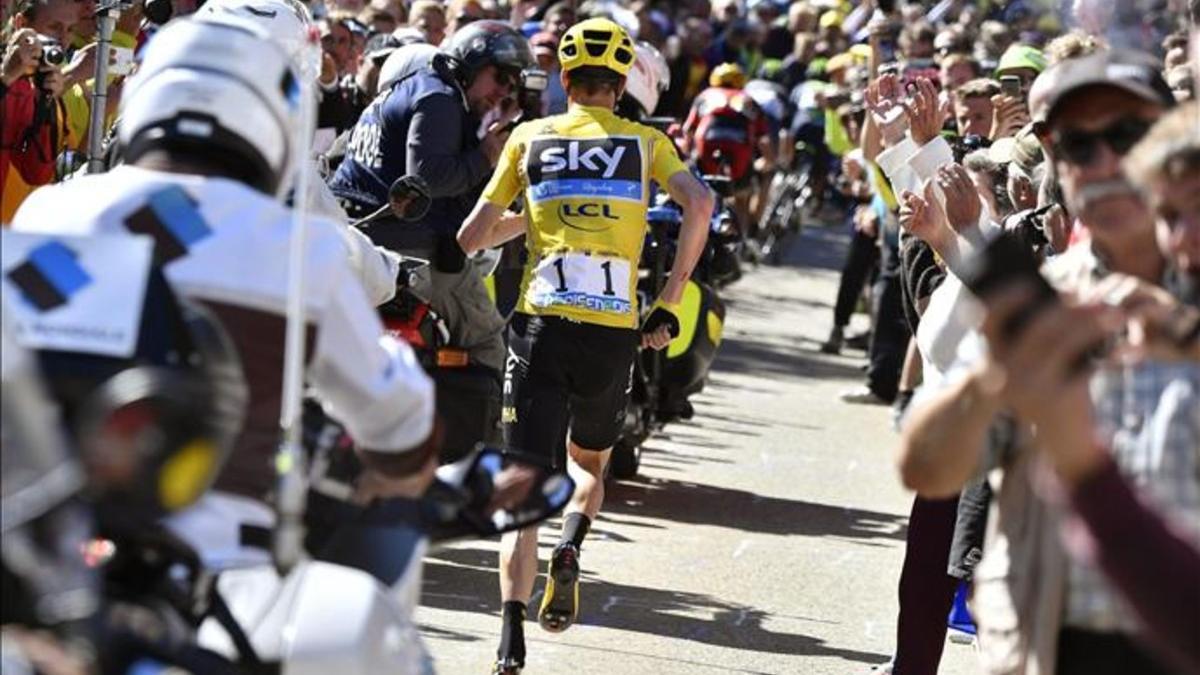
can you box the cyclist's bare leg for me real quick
[565,440,610,520]
[498,440,609,604]
[500,525,540,603]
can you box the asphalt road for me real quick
[416,221,980,675]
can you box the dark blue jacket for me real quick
[329,67,492,246]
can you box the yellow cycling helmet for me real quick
[558,18,635,77]
[709,62,746,89]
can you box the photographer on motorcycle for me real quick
[197,0,404,307]
[11,16,439,570]
[328,20,534,381]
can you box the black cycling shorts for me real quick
[502,312,639,468]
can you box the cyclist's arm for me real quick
[681,100,701,153]
[459,128,526,254]
[662,170,713,304]
[458,202,527,254]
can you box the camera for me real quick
[37,35,66,68]
[517,67,548,121]
[1004,203,1054,252]
[950,133,991,163]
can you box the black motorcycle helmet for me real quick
[440,20,535,91]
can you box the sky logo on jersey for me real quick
[7,241,92,311]
[124,186,213,264]
[527,137,643,204]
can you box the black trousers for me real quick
[866,230,909,402]
[832,225,879,329]
[1057,629,1178,675]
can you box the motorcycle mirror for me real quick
[388,175,432,222]
[426,446,574,542]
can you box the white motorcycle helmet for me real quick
[625,41,670,117]
[196,0,321,82]
[119,17,303,197]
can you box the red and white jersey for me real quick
[13,166,433,499]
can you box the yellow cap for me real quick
[849,44,873,63]
[709,62,747,88]
[826,52,855,74]
[819,10,844,29]
[558,17,635,77]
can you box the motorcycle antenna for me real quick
[273,26,321,576]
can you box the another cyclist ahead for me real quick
[457,18,713,675]
[681,62,774,247]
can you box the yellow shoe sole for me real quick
[537,549,580,633]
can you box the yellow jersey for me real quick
[482,104,689,329]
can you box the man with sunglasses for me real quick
[1031,48,1175,291]
[897,49,1199,675]
[329,21,533,381]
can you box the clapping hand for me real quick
[901,77,943,147]
[865,73,908,145]
[936,163,982,233]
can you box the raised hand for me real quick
[990,94,1030,140]
[936,163,982,233]
[901,77,943,146]
[2,29,41,86]
[865,73,908,145]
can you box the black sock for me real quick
[560,513,591,551]
[498,601,526,663]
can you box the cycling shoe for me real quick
[537,543,580,633]
[492,656,523,674]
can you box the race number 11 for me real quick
[532,252,631,312]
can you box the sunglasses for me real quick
[1050,117,1153,166]
[494,68,519,91]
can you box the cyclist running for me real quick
[457,18,713,674]
[681,63,774,253]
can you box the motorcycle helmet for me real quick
[196,0,321,82]
[119,17,304,197]
[623,41,670,117]
[558,17,635,78]
[441,20,535,89]
[709,62,747,89]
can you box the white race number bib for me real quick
[527,251,632,315]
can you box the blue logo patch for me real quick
[529,178,642,203]
[7,241,92,311]
[125,186,212,263]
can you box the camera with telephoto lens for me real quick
[36,35,66,68]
